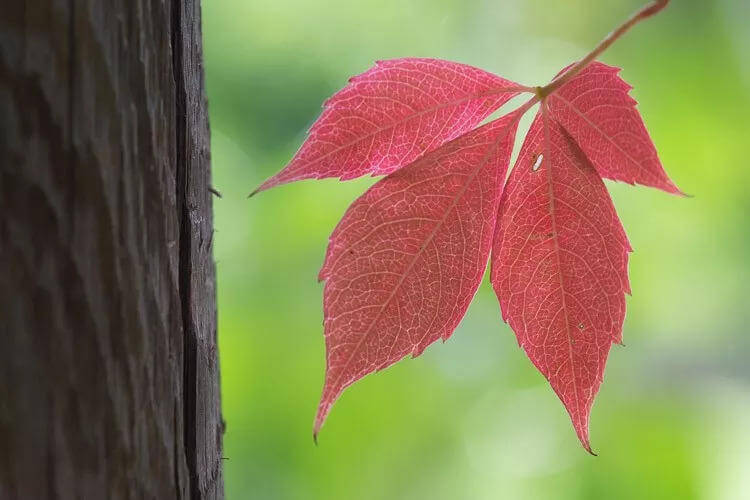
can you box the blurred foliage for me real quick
[202,0,750,498]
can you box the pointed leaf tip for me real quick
[573,419,596,455]
[248,177,275,197]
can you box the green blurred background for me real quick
[202,0,750,498]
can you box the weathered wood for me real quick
[0,0,223,498]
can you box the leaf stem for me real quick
[537,0,670,98]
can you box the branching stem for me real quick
[534,0,670,99]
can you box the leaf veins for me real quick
[254,43,682,450]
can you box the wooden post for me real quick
[0,0,223,497]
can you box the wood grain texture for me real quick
[0,0,223,498]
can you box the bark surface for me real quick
[0,0,223,498]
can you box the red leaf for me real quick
[314,112,520,437]
[254,0,682,447]
[490,106,631,452]
[547,61,682,194]
[252,58,522,195]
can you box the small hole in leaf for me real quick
[578,323,585,330]
[532,154,543,172]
